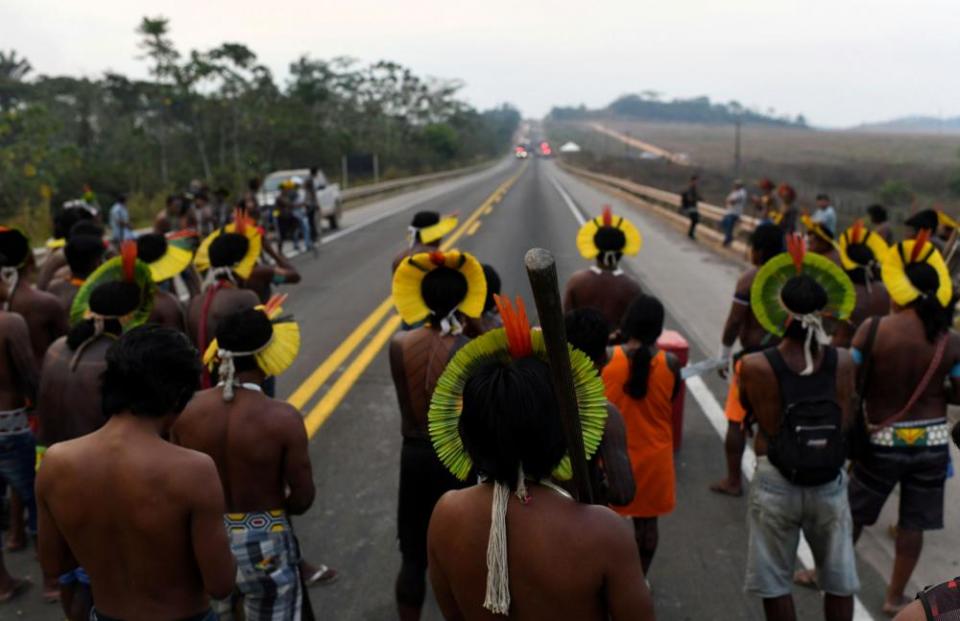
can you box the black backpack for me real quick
[764,347,845,486]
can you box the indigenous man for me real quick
[867,204,894,245]
[35,244,157,607]
[188,214,262,383]
[753,177,779,221]
[711,223,784,496]
[564,307,635,507]
[849,232,960,615]
[465,264,503,337]
[739,237,858,621]
[904,210,948,252]
[0,309,37,602]
[37,326,236,621]
[174,303,315,619]
[136,233,194,331]
[832,222,891,347]
[38,205,97,291]
[563,206,643,334]
[426,297,654,620]
[243,234,302,304]
[0,227,69,361]
[48,233,105,312]
[389,249,486,620]
[775,184,799,234]
[390,211,458,273]
[802,214,841,266]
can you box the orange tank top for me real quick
[602,347,677,517]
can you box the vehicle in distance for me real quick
[515,145,529,159]
[537,141,553,158]
[258,168,343,229]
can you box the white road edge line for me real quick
[552,172,876,621]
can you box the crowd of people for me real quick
[0,167,959,621]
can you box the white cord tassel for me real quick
[203,266,236,290]
[407,226,419,249]
[218,351,237,402]
[1,267,19,311]
[601,250,619,268]
[794,313,828,376]
[438,311,463,336]
[483,466,529,616]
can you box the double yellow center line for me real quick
[289,164,528,437]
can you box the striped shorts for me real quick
[212,511,302,621]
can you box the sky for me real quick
[2,0,958,128]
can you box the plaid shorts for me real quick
[212,511,302,621]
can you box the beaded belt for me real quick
[0,409,29,436]
[224,509,289,533]
[870,418,950,448]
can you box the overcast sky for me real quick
[2,0,957,128]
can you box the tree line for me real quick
[0,16,520,225]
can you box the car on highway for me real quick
[258,168,343,229]
[536,141,553,158]
[514,145,529,159]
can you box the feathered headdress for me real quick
[882,230,952,308]
[575,205,642,267]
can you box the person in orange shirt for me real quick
[603,294,681,574]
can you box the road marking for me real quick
[303,315,403,436]
[554,169,876,621]
[483,206,493,215]
[289,163,529,434]
[466,221,481,236]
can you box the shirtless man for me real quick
[37,326,235,621]
[0,310,38,601]
[564,307,635,507]
[37,206,97,291]
[563,206,643,334]
[390,211,457,273]
[427,344,654,620]
[389,251,484,620]
[711,223,784,496]
[739,274,858,621]
[0,227,69,361]
[832,223,891,347]
[848,235,960,615]
[174,307,314,619]
[243,235,302,303]
[805,218,841,266]
[48,233,105,311]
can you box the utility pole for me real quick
[733,118,742,179]
[373,154,380,185]
[341,155,348,190]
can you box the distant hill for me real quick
[853,116,960,135]
[548,94,807,128]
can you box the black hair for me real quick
[421,266,467,320]
[781,275,828,352]
[482,264,501,313]
[101,325,201,418]
[905,262,957,342]
[565,308,610,367]
[69,220,104,239]
[845,243,879,284]
[620,294,665,399]
[905,209,938,233]
[248,177,261,192]
[90,280,142,317]
[215,307,274,374]
[867,204,888,224]
[64,235,105,278]
[0,229,29,267]
[136,234,168,264]
[411,211,440,229]
[67,318,123,350]
[816,193,830,202]
[209,232,250,269]
[750,224,785,265]
[309,166,318,175]
[459,357,565,488]
[53,207,93,240]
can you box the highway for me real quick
[2,156,940,620]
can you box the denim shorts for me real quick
[0,431,37,534]
[745,457,859,598]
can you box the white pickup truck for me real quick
[258,168,343,229]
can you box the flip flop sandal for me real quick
[0,578,32,604]
[305,565,338,587]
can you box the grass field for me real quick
[546,118,960,228]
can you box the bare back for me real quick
[36,336,110,446]
[47,279,81,313]
[832,281,890,347]
[37,422,233,620]
[173,387,315,514]
[428,484,654,621]
[392,243,435,274]
[389,327,463,439]
[563,268,643,331]
[8,283,69,361]
[722,267,775,351]
[852,310,960,425]
[150,289,186,332]
[186,284,260,348]
[0,311,38,411]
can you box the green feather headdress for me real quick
[428,295,608,481]
[70,241,156,329]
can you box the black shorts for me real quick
[397,437,467,566]
[848,445,948,531]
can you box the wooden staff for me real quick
[524,248,593,503]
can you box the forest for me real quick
[0,16,520,235]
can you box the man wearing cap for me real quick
[723,180,748,247]
[174,303,314,620]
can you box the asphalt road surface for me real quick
[1,156,926,620]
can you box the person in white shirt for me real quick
[812,193,837,238]
[722,180,748,246]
